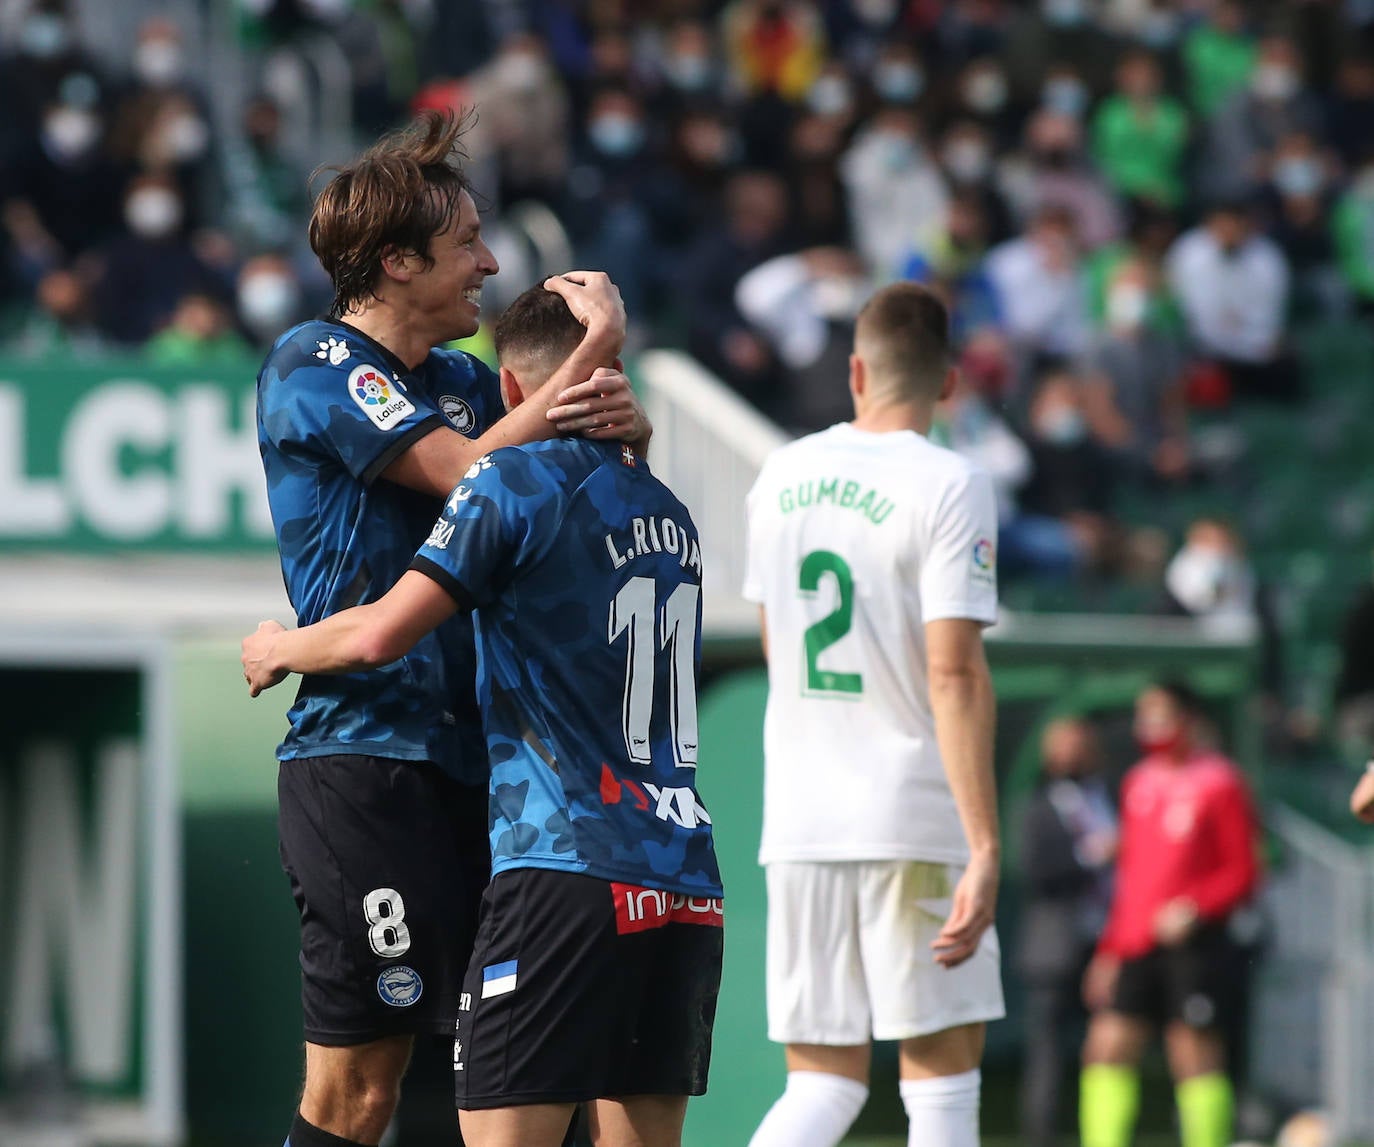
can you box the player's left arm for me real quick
[927,617,1000,969]
[242,572,457,695]
[1177,768,1263,922]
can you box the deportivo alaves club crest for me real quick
[440,394,476,434]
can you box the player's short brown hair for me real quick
[309,110,474,318]
[853,282,951,399]
[493,281,587,378]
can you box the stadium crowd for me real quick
[3,0,1373,586]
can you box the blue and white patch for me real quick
[440,394,477,435]
[377,965,424,1007]
[481,959,518,999]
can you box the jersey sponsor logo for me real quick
[643,783,712,828]
[459,992,472,1012]
[425,518,455,551]
[481,959,518,998]
[971,537,996,585]
[376,964,424,1007]
[348,364,416,430]
[453,1037,464,1071]
[612,882,724,935]
[314,335,351,365]
[439,394,477,434]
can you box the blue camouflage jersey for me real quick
[411,439,723,898]
[257,318,503,781]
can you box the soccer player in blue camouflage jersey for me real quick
[255,110,651,1147]
[245,285,723,1147]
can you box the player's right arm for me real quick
[381,273,641,497]
[242,571,458,694]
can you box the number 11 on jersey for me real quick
[608,576,701,768]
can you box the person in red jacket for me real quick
[1078,680,1262,1147]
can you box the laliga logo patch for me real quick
[377,965,424,1007]
[349,364,416,430]
[440,394,477,435]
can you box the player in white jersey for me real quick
[743,282,1003,1147]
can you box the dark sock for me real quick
[286,1110,375,1147]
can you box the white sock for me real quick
[900,1069,981,1147]
[748,1071,869,1147]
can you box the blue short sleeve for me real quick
[259,338,445,486]
[411,449,568,608]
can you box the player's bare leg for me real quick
[896,1024,985,1147]
[588,1094,689,1147]
[748,1044,871,1147]
[459,1102,578,1147]
[298,1037,412,1144]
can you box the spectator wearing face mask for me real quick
[562,86,673,322]
[867,39,926,109]
[1078,258,1192,484]
[947,56,1019,151]
[900,193,1002,340]
[3,91,126,265]
[1018,364,1123,574]
[839,104,949,278]
[937,119,1015,242]
[475,32,570,210]
[235,253,306,348]
[1199,33,1324,205]
[2,1,108,153]
[88,172,223,345]
[1160,517,1283,700]
[1040,62,1092,123]
[1091,51,1190,210]
[1165,201,1301,403]
[781,109,852,248]
[1264,130,1342,318]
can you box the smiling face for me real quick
[404,190,499,343]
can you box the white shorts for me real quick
[765,860,1005,1045]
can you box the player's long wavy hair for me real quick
[309,109,475,319]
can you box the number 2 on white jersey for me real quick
[608,576,700,767]
[798,549,863,697]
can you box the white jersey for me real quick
[743,422,999,865]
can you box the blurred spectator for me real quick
[839,103,948,278]
[1328,53,1374,169]
[734,245,868,432]
[3,0,110,155]
[1078,256,1192,483]
[947,55,1019,150]
[1160,518,1283,704]
[1018,716,1117,1147]
[937,353,1084,581]
[1264,130,1342,317]
[1180,0,1256,119]
[145,292,253,365]
[985,205,1091,364]
[1166,201,1301,403]
[900,192,1001,340]
[1200,32,1324,205]
[654,19,721,110]
[1079,681,1262,1147]
[681,169,790,408]
[1091,50,1190,210]
[7,265,108,359]
[88,171,223,345]
[2,83,126,268]
[721,0,826,101]
[236,253,307,348]
[222,94,306,252]
[1040,61,1092,123]
[1332,152,1374,316]
[474,32,571,209]
[783,110,852,247]
[1001,109,1121,249]
[1019,364,1122,572]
